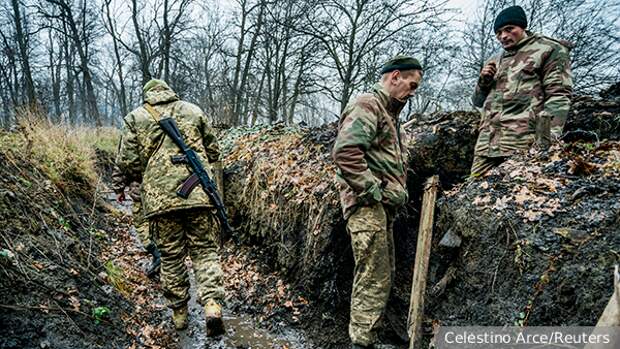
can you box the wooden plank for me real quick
[595,265,620,326]
[408,175,440,349]
[584,265,619,349]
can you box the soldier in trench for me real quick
[332,55,423,349]
[114,79,225,336]
[471,5,573,176]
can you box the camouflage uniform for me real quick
[471,32,573,175]
[115,80,224,309]
[332,83,409,346]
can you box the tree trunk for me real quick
[131,0,152,85]
[162,0,171,81]
[61,2,100,126]
[48,29,61,122]
[250,68,266,126]
[63,30,76,125]
[11,0,37,106]
[287,54,306,124]
[104,0,128,116]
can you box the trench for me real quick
[112,194,315,348]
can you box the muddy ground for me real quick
[0,147,137,348]
[0,137,316,349]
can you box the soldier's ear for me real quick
[390,70,401,84]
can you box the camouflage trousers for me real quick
[131,200,151,247]
[150,209,225,309]
[470,155,507,177]
[347,203,395,346]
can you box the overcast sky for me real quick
[449,0,480,17]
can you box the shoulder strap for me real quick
[143,103,162,123]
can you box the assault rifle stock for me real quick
[158,117,233,240]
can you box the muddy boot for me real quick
[145,243,161,279]
[172,306,188,330]
[204,299,225,337]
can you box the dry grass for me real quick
[0,107,120,192]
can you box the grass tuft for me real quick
[0,107,120,194]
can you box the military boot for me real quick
[172,306,188,330]
[204,299,225,337]
[145,243,161,279]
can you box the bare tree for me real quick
[291,0,449,113]
[11,0,37,106]
[102,0,128,116]
[41,0,101,125]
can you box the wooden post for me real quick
[408,175,439,349]
[594,265,619,326]
[584,265,619,349]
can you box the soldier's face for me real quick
[389,70,423,102]
[496,25,526,49]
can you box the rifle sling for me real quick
[143,103,162,122]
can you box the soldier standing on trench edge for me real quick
[114,79,225,336]
[471,5,573,176]
[332,55,423,349]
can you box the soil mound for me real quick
[430,141,620,327]
[0,126,174,349]
[0,144,133,348]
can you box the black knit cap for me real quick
[380,55,423,74]
[494,5,528,33]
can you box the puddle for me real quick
[178,270,309,349]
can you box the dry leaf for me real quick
[69,296,80,312]
[473,195,491,206]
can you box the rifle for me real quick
[158,117,233,241]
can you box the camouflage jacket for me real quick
[473,32,573,158]
[332,83,409,219]
[115,82,220,218]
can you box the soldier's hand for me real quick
[480,62,497,84]
[116,192,126,203]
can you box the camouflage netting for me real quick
[221,86,620,346]
[220,123,343,299]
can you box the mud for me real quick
[178,267,309,349]
[0,148,134,348]
[428,142,620,329]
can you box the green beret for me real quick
[143,79,170,94]
[380,55,423,74]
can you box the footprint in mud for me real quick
[178,270,309,349]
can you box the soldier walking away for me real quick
[332,55,423,349]
[111,168,161,279]
[471,5,573,176]
[114,79,225,336]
